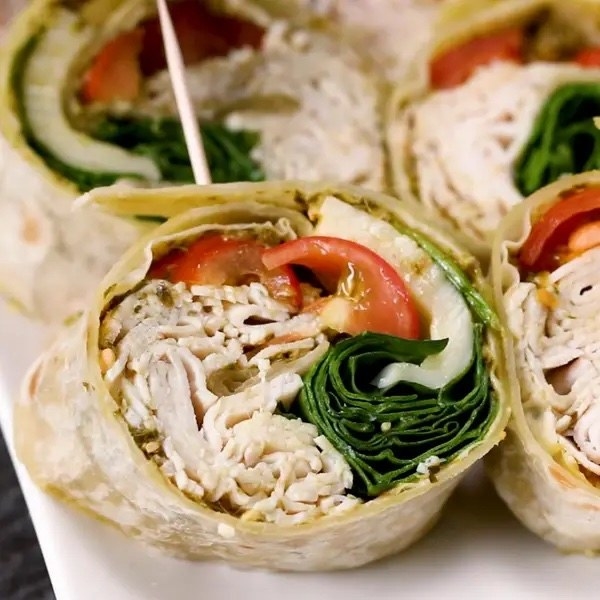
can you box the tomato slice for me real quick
[429,28,524,90]
[519,186,600,272]
[573,47,600,68]
[150,235,302,311]
[81,2,264,104]
[139,0,264,75]
[262,236,420,339]
[81,29,144,104]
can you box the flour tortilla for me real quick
[385,0,600,260]
[0,0,384,324]
[15,180,510,570]
[488,171,600,553]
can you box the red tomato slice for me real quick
[429,28,524,90]
[150,235,302,311]
[81,29,144,104]
[262,236,420,339]
[82,3,264,103]
[139,0,264,75]
[519,186,600,272]
[574,47,600,68]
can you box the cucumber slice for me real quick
[313,196,474,390]
[20,9,160,182]
[373,282,474,389]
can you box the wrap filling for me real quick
[394,4,600,242]
[98,196,499,524]
[505,184,600,482]
[11,0,382,191]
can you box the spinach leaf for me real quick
[94,116,266,186]
[298,325,497,497]
[11,35,265,192]
[515,82,600,196]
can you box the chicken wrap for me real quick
[0,0,383,322]
[387,0,600,256]
[15,181,509,570]
[489,170,600,552]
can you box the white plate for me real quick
[0,300,598,600]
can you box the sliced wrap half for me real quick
[387,0,600,257]
[489,170,600,552]
[0,0,383,323]
[15,181,509,570]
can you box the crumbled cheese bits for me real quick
[14,181,509,570]
[488,170,600,553]
[386,0,600,258]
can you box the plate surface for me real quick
[0,300,597,600]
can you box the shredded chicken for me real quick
[140,25,383,188]
[395,62,600,240]
[330,0,441,81]
[100,280,359,525]
[506,247,600,477]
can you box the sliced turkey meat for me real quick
[505,246,600,476]
[391,60,600,244]
[100,279,358,525]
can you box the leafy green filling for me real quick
[515,82,600,196]
[94,116,266,186]
[11,34,265,193]
[295,225,499,497]
[299,325,497,497]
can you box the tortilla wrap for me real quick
[386,0,600,258]
[15,180,510,570]
[488,170,600,553]
[0,0,383,324]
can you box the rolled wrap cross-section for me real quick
[489,170,600,552]
[386,0,600,257]
[0,0,383,323]
[15,181,509,570]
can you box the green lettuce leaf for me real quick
[514,82,600,196]
[298,325,497,497]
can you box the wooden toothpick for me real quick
[156,0,212,185]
